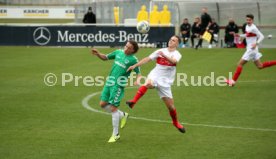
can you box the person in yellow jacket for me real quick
[149,5,160,25]
[160,5,171,25]
[137,5,148,22]
[113,7,119,25]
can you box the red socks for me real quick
[170,108,183,128]
[231,60,276,82]
[132,85,148,103]
[169,108,178,123]
[233,66,243,81]
[262,60,276,68]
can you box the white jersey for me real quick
[242,24,264,50]
[148,48,182,87]
[240,24,264,61]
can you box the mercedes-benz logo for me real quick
[33,27,51,45]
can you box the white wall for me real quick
[0,6,76,19]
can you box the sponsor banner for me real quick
[0,25,174,46]
[0,6,77,19]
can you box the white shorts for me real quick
[156,85,173,99]
[147,66,175,99]
[242,49,262,61]
[147,77,173,99]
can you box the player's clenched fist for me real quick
[91,48,99,55]
[127,65,136,72]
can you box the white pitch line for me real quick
[239,79,276,83]
[82,90,276,133]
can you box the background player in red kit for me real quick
[226,14,276,86]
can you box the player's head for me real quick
[153,5,158,11]
[246,14,254,25]
[194,17,200,23]
[211,18,215,23]
[183,18,188,23]
[163,5,168,10]
[228,18,235,24]
[141,5,146,11]
[202,7,208,13]
[168,35,181,49]
[88,7,92,13]
[124,40,139,55]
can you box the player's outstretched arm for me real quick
[256,29,264,44]
[127,57,152,72]
[91,48,108,61]
[251,29,264,49]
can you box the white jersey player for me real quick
[147,47,182,94]
[126,35,186,133]
[226,14,276,86]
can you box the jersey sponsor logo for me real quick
[115,61,126,68]
[156,51,176,66]
[156,56,176,66]
[124,59,129,64]
[246,32,257,37]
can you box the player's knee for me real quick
[145,83,154,89]
[237,63,243,67]
[110,106,117,112]
[101,104,113,113]
[145,83,152,88]
[99,101,106,107]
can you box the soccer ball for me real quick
[136,20,150,34]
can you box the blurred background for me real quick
[0,0,275,47]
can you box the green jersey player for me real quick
[91,40,141,143]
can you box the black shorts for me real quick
[199,28,206,35]
[200,25,209,35]
[182,34,190,38]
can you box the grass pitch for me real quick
[0,47,276,159]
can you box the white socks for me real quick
[117,109,124,119]
[103,104,125,136]
[112,110,120,136]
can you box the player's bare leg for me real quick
[99,101,109,108]
[126,79,154,109]
[162,97,186,133]
[254,59,263,69]
[254,59,276,69]
[226,59,247,86]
